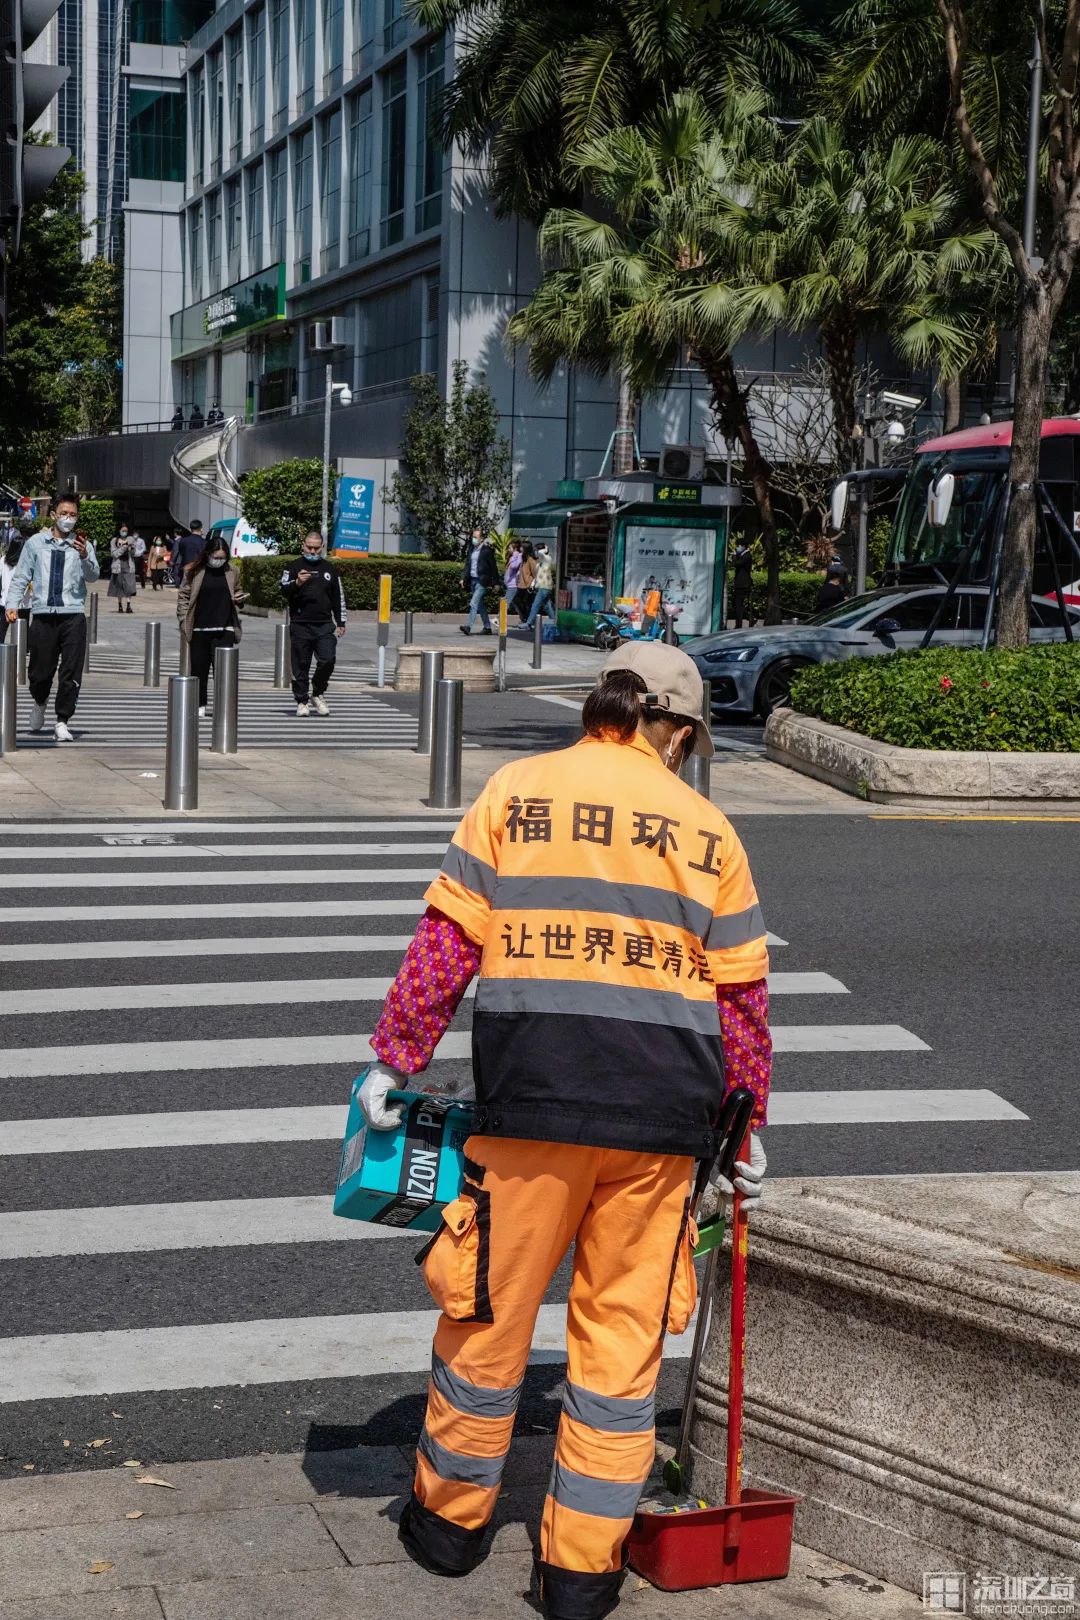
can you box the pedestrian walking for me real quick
[132,531,147,588]
[171,520,206,585]
[3,494,100,742]
[0,533,31,641]
[170,406,185,430]
[523,540,556,630]
[730,540,754,628]
[279,530,347,716]
[815,564,849,614]
[361,640,771,1618]
[514,541,537,623]
[176,536,245,716]
[189,403,205,430]
[109,527,137,612]
[460,528,499,635]
[503,538,523,605]
[147,536,170,590]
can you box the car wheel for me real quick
[754,657,814,718]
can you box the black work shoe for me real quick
[459,626,471,635]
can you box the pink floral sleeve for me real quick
[716,978,772,1127]
[370,906,481,1076]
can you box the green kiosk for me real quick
[509,474,741,641]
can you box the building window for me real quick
[189,203,203,299]
[129,87,185,182]
[292,125,314,281]
[380,59,407,248]
[128,0,214,46]
[318,110,342,274]
[206,188,222,289]
[189,67,205,187]
[246,160,265,271]
[295,0,315,115]
[268,144,287,262]
[227,28,243,164]
[247,6,266,141]
[225,176,242,282]
[347,87,372,260]
[351,0,373,71]
[383,0,405,50]
[322,0,344,94]
[358,277,421,387]
[415,35,443,232]
[270,0,289,130]
[208,45,223,177]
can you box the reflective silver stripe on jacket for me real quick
[418,1426,507,1488]
[431,1351,521,1420]
[441,843,498,901]
[703,904,766,951]
[474,977,721,1035]
[491,874,713,936]
[561,1380,655,1434]
[547,1460,648,1520]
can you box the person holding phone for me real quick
[3,495,100,742]
[279,531,346,716]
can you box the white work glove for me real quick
[709,1133,767,1216]
[358,1062,408,1131]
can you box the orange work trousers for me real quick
[399,1136,697,1620]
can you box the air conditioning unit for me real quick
[657,443,705,481]
[310,316,349,351]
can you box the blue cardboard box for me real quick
[334,1078,476,1231]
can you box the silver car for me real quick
[683,587,1080,718]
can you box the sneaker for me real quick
[28,699,46,733]
[54,721,73,743]
[311,694,329,716]
[480,627,493,635]
[459,626,471,636]
[296,702,310,717]
[198,706,207,717]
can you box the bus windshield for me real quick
[888,449,1006,579]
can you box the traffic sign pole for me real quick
[377,573,391,688]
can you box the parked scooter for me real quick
[594,587,679,650]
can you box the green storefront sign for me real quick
[654,482,702,506]
[171,264,286,358]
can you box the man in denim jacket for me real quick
[4,494,100,742]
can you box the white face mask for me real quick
[56,516,78,535]
[207,557,227,569]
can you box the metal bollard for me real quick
[682,680,712,799]
[403,610,414,645]
[88,591,99,644]
[428,677,463,809]
[663,607,679,646]
[179,634,192,677]
[143,621,161,686]
[531,614,543,670]
[14,615,27,684]
[496,597,507,693]
[212,644,239,754]
[273,621,289,688]
[415,648,444,755]
[0,641,16,755]
[164,674,199,810]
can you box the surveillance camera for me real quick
[885,419,906,443]
[881,390,922,412]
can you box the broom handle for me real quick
[725,1127,751,1507]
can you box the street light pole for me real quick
[321,360,333,542]
[1024,5,1044,262]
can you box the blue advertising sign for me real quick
[332,477,375,554]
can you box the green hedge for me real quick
[237,553,474,612]
[748,571,824,621]
[790,645,1080,752]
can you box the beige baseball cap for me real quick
[600,641,713,757]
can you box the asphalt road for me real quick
[0,814,1072,1478]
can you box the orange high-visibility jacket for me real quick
[425,731,769,1158]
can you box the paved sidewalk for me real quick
[0,1443,918,1619]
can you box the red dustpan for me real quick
[627,1119,799,1591]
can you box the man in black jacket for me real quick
[280,531,347,716]
[460,528,500,635]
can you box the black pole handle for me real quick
[693,1086,757,1209]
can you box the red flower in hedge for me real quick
[940,676,954,692]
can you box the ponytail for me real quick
[582,669,648,742]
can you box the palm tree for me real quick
[508,90,792,620]
[413,0,820,220]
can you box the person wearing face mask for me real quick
[176,538,245,715]
[4,496,100,742]
[278,531,346,716]
[362,640,772,1620]
[109,525,137,613]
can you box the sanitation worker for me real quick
[362,641,772,1620]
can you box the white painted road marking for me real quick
[0,900,430,923]
[0,970,841,1017]
[0,1026,924,1079]
[0,868,440,891]
[0,822,459,836]
[0,843,450,861]
[2,934,421,963]
[0,1304,698,1403]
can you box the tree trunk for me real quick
[999,289,1052,647]
[941,372,963,433]
[703,347,782,624]
[612,367,636,476]
[821,312,858,471]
